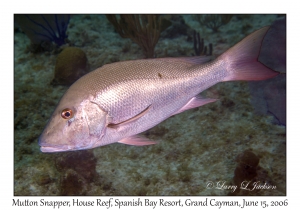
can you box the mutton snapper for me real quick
[39,26,278,152]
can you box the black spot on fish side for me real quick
[158,73,162,78]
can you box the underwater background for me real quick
[14,14,286,195]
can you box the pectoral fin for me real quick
[118,135,157,146]
[107,104,152,129]
[172,96,217,116]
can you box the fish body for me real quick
[39,26,278,152]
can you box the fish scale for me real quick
[39,26,278,152]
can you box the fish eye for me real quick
[61,108,73,119]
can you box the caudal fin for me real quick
[221,26,279,81]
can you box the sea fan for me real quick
[15,14,70,46]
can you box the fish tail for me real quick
[221,26,279,81]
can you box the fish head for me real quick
[39,89,107,153]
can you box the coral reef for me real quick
[194,15,233,32]
[232,150,260,189]
[55,150,98,195]
[106,15,163,58]
[52,47,89,85]
[229,149,283,196]
[14,14,285,196]
[160,15,189,39]
[15,14,70,52]
[193,30,213,56]
[249,17,286,125]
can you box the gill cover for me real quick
[39,96,108,152]
[84,100,107,139]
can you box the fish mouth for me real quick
[38,132,72,152]
[38,134,94,153]
[40,145,71,153]
[39,141,88,153]
[39,139,72,153]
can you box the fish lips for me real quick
[40,145,70,153]
[38,134,71,153]
[39,140,72,153]
[38,135,91,153]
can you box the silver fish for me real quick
[39,26,278,152]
